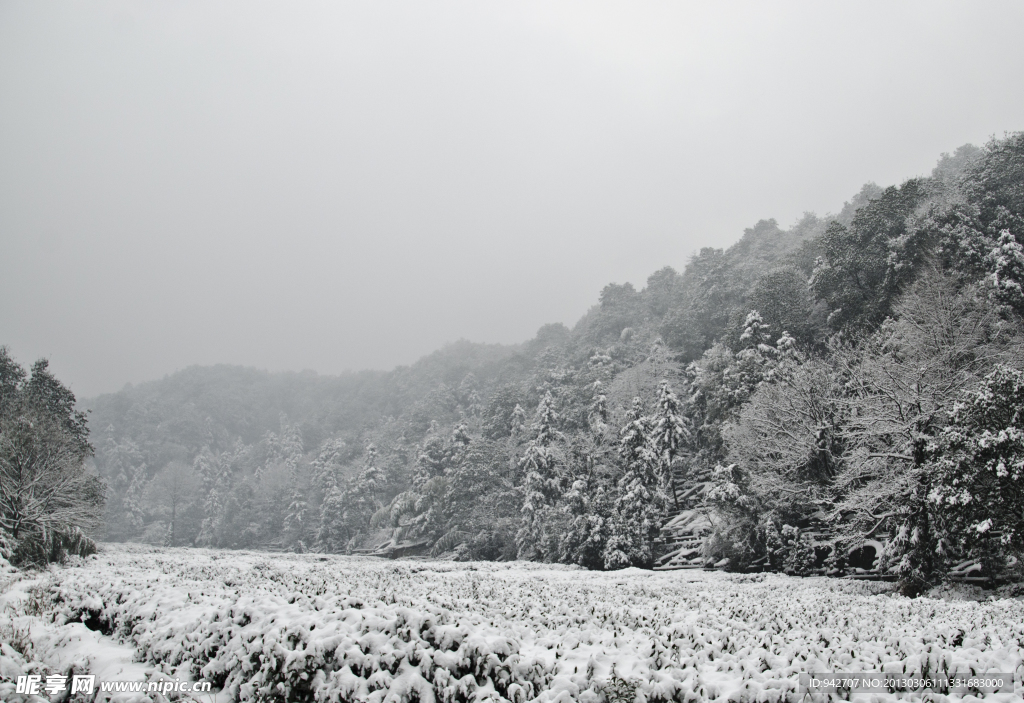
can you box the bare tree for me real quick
[720,272,1021,589]
[831,273,1017,538]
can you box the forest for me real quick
[48,133,1024,595]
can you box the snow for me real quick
[2,544,1022,702]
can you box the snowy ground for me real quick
[1,544,1022,702]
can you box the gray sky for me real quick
[2,1,1022,398]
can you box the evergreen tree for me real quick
[516,392,562,560]
[271,419,309,549]
[315,439,353,553]
[559,475,607,569]
[510,404,527,438]
[884,478,940,596]
[122,461,147,535]
[283,464,310,550]
[458,373,482,417]
[102,435,147,540]
[194,449,223,547]
[588,381,609,438]
[929,365,1024,583]
[378,423,482,553]
[603,397,666,569]
[341,444,388,543]
[737,310,773,352]
[450,423,471,461]
[311,438,346,494]
[317,483,348,552]
[651,381,689,508]
[986,230,1024,313]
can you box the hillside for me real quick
[83,133,1024,592]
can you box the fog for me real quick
[1,0,1022,398]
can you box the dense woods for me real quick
[77,133,1024,593]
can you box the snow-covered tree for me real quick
[558,471,609,570]
[588,381,609,438]
[263,418,309,550]
[516,392,563,560]
[146,460,198,548]
[458,373,482,418]
[510,404,527,437]
[122,461,147,535]
[929,364,1024,579]
[275,415,305,461]
[651,381,689,508]
[346,445,387,531]
[450,423,471,456]
[317,484,348,552]
[194,449,223,547]
[702,462,763,570]
[0,351,103,564]
[319,442,390,553]
[283,462,310,551]
[738,310,774,352]
[986,230,1024,313]
[102,435,147,540]
[311,438,346,494]
[682,322,789,481]
[603,397,666,569]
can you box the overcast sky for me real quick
[2,1,1022,398]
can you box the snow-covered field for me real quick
[1,544,1022,702]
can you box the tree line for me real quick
[6,133,1021,594]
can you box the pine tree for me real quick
[604,397,666,569]
[651,381,690,509]
[194,449,222,547]
[281,425,309,550]
[510,404,527,437]
[283,487,309,551]
[334,443,388,548]
[359,444,384,506]
[194,446,242,548]
[458,373,482,417]
[588,381,609,438]
[317,483,349,552]
[516,392,562,560]
[986,230,1024,313]
[415,432,448,486]
[738,310,775,355]
[884,476,940,597]
[277,414,305,459]
[311,440,345,499]
[450,423,471,462]
[122,462,147,535]
[558,471,609,570]
[102,435,147,540]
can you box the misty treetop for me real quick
[82,132,1024,593]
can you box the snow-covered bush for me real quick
[26,545,1024,703]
